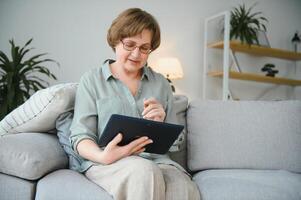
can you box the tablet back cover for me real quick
[99,114,184,154]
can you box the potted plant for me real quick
[0,39,58,120]
[230,3,268,45]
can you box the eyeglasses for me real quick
[120,40,152,54]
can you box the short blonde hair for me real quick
[107,8,161,52]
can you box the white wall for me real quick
[1,0,300,101]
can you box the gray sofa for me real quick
[1,99,301,200]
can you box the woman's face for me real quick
[114,29,152,73]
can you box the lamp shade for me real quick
[153,57,184,80]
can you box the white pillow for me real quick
[0,83,78,135]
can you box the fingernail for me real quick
[149,139,153,143]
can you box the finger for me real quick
[142,104,155,116]
[143,109,165,121]
[133,148,146,155]
[130,139,153,154]
[144,108,162,117]
[127,136,149,149]
[153,116,162,122]
[107,133,123,147]
[144,97,157,104]
[143,97,159,108]
[142,103,161,116]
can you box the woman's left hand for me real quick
[142,98,166,122]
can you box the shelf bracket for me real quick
[230,50,242,72]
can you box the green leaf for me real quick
[23,38,33,48]
[0,50,11,66]
[0,38,58,119]
[230,3,268,45]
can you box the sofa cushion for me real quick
[0,133,68,180]
[187,100,301,173]
[171,94,188,151]
[0,83,78,135]
[35,169,113,200]
[169,95,188,168]
[0,173,36,200]
[193,169,301,200]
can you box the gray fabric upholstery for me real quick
[1,98,301,200]
[0,133,68,180]
[193,169,301,200]
[187,100,301,172]
[169,95,188,169]
[56,111,86,172]
[0,173,36,200]
[35,169,113,200]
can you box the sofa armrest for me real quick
[0,133,68,180]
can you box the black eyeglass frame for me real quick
[120,40,152,54]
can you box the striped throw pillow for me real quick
[0,83,78,135]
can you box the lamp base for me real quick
[166,78,175,92]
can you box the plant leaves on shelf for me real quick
[230,3,268,45]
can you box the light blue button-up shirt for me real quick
[70,59,185,173]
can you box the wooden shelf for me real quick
[208,70,301,86]
[208,41,301,61]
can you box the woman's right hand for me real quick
[101,133,153,165]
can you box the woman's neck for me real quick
[110,62,142,81]
[109,61,142,96]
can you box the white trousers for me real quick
[85,156,200,200]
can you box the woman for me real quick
[70,8,200,200]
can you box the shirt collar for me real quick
[102,59,150,81]
[102,59,114,80]
[141,65,150,81]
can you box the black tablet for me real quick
[99,114,184,154]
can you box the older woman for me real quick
[70,8,200,200]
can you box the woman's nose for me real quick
[131,47,141,57]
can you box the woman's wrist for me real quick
[97,150,110,165]
[77,139,110,164]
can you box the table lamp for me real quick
[152,57,184,92]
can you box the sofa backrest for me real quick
[187,100,301,173]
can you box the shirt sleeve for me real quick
[69,73,98,154]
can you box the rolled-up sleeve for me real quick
[70,73,98,154]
